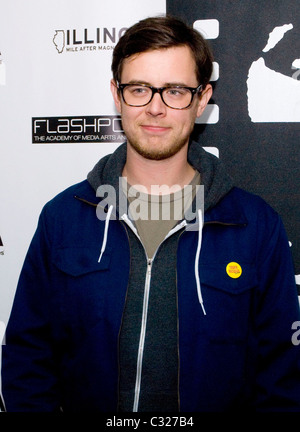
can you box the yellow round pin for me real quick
[226,262,242,279]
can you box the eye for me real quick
[128,85,149,96]
[166,87,189,97]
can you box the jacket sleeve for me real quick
[1,206,61,412]
[253,208,300,411]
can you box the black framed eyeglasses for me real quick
[118,83,202,110]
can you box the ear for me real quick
[196,84,213,118]
[110,79,122,113]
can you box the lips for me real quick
[141,125,170,133]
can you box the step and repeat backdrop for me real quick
[167,0,299,289]
[0,0,299,393]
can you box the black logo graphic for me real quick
[32,115,126,143]
[0,235,4,255]
[53,27,127,54]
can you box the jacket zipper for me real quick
[133,257,153,412]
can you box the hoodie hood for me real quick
[87,140,234,213]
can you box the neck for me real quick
[123,144,195,194]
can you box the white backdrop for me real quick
[0,0,167,394]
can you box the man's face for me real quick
[111,45,212,161]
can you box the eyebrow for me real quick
[125,79,192,87]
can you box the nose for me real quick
[145,91,167,116]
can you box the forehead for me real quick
[120,45,198,85]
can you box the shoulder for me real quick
[228,187,279,218]
[213,186,284,238]
[225,187,288,246]
[47,180,95,206]
[34,180,100,246]
[40,180,97,220]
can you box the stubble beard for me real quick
[127,134,190,161]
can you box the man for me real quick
[2,15,300,412]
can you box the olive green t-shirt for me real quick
[123,171,200,258]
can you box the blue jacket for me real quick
[2,142,300,412]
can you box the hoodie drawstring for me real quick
[98,204,114,263]
[195,209,206,315]
[97,204,206,315]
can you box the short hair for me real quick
[112,15,213,88]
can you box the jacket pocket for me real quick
[52,246,112,335]
[199,262,257,343]
[53,246,111,276]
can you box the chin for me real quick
[131,140,187,161]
